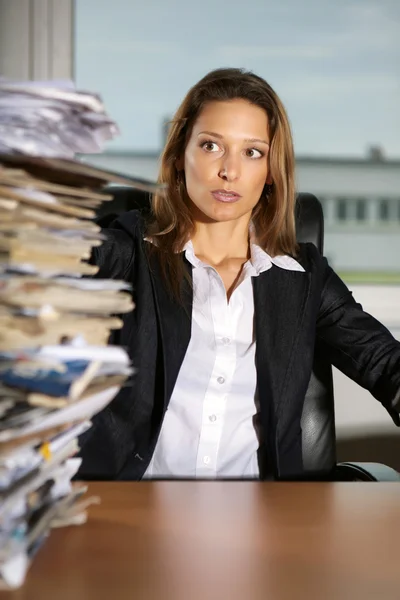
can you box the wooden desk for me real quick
[4,482,400,599]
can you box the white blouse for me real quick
[143,236,305,479]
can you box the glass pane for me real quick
[356,199,366,221]
[74,0,400,287]
[378,199,390,221]
[336,199,347,221]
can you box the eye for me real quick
[245,148,264,159]
[201,141,220,152]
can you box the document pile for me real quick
[0,78,118,158]
[0,80,161,589]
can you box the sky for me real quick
[75,0,400,158]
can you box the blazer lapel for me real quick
[146,252,193,407]
[253,265,311,467]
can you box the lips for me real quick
[211,189,241,203]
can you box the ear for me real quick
[266,173,273,185]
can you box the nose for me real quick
[218,152,241,182]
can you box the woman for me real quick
[79,67,400,481]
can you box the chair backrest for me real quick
[295,194,336,477]
[101,187,337,477]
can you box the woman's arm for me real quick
[77,210,141,479]
[88,211,139,280]
[315,253,400,424]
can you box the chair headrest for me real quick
[295,192,324,254]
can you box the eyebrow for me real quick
[198,130,270,146]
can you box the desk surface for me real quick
[4,482,400,600]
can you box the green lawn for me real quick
[338,272,400,285]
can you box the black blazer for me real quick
[78,210,400,480]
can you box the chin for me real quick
[191,199,245,223]
[212,210,242,222]
[204,207,243,223]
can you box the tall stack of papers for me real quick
[0,80,162,588]
[0,166,135,348]
[0,78,118,158]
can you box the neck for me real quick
[191,216,251,266]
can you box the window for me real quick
[336,198,347,221]
[378,199,390,221]
[355,199,366,221]
[74,1,400,283]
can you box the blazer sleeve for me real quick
[314,250,400,425]
[88,211,139,280]
[77,211,142,479]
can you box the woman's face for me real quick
[181,99,271,224]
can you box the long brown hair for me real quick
[147,67,298,300]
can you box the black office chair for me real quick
[100,187,400,482]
